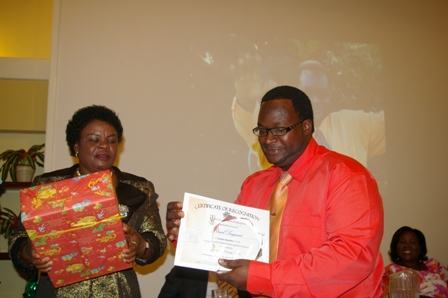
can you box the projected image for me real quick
[229,39,384,169]
[190,36,386,190]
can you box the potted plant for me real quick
[0,143,45,182]
[0,205,18,239]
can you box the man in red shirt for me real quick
[167,85,384,297]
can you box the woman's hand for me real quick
[166,201,184,242]
[122,223,146,263]
[23,241,53,273]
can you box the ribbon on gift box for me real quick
[28,213,126,240]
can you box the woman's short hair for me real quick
[388,226,428,262]
[66,105,123,156]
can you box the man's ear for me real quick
[302,119,313,136]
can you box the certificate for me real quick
[174,192,269,272]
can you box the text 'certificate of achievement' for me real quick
[174,193,270,272]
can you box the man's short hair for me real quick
[261,85,314,131]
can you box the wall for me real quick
[0,0,52,296]
[1,0,447,297]
[0,0,52,59]
[0,79,48,131]
[45,1,448,297]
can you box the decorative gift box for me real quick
[20,170,132,288]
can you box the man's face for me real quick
[299,69,330,123]
[257,99,312,171]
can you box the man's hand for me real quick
[166,201,184,242]
[216,258,250,291]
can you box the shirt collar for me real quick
[286,138,319,183]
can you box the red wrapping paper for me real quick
[20,170,132,288]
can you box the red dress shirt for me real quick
[235,139,384,297]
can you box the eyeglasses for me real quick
[252,121,302,137]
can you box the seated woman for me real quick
[383,226,448,298]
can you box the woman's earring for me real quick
[75,151,79,158]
